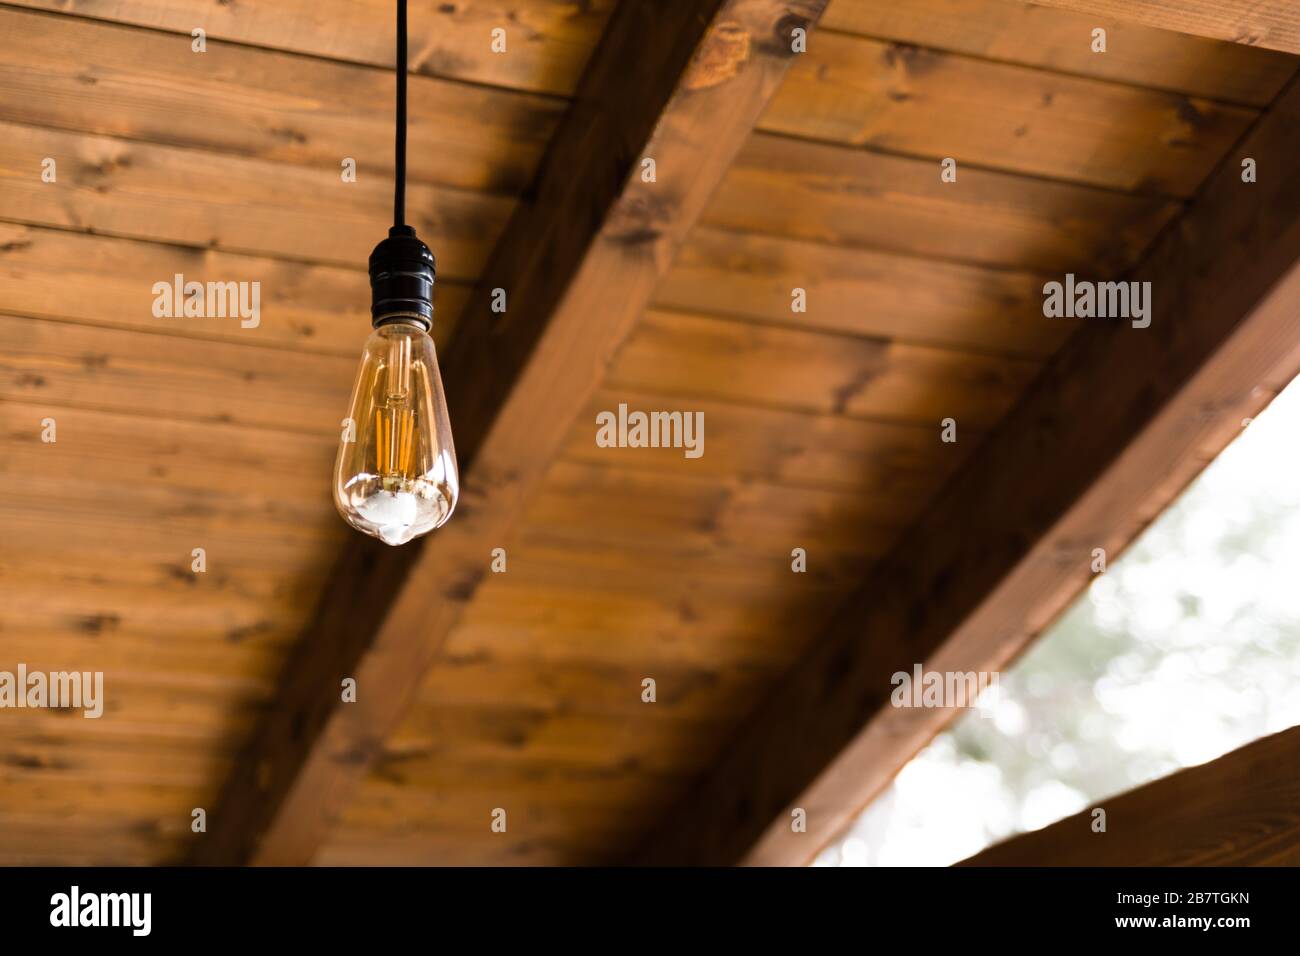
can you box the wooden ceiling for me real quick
[0,0,1297,866]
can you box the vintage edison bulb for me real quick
[334,320,458,545]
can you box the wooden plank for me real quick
[0,395,342,687]
[0,560,312,651]
[0,632,285,694]
[355,758,691,818]
[564,389,972,498]
[1,507,330,572]
[489,536,853,594]
[192,0,834,866]
[364,751,693,792]
[0,389,345,579]
[0,736,231,789]
[0,539,313,678]
[506,524,881,597]
[656,230,1072,356]
[338,789,663,843]
[0,399,336,520]
[0,775,211,825]
[0,225,468,356]
[0,819,184,866]
[10,0,616,97]
[0,486,338,565]
[0,7,561,193]
[822,0,1297,104]
[316,829,595,866]
[0,685,263,745]
[384,705,731,776]
[960,725,1300,865]
[443,576,848,670]
[608,310,1041,426]
[416,655,772,723]
[2,509,335,582]
[0,120,514,277]
[461,557,869,637]
[0,468,338,532]
[0,314,354,432]
[1021,0,1300,57]
[632,76,1300,866]
[333,779,686,856]
[759,30,1258,195]
[524,460,911,553]
[504,527,886,608]
[706,133,1179,273]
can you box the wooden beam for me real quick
[1020,0,1300,56]
[959,725,1300,865]
[189,0,830,866]
[632,75,1300,866]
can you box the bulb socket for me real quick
[369,225,435,332]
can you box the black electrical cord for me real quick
[368,0,433,330]
[394,0,407,228]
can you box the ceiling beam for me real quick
[632,75,1300,866]
[960,724,1300,865]
[188,0,830,866]
[1021,0,1300,55]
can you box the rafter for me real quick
[960,725,1300,865]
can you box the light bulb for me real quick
[335,222,458,546]
[335,321,458,545]
[337,5,457,546]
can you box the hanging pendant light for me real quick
[334,0,459,546]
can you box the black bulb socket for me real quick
[369,225,435,332]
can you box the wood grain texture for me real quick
[0,818,188,867]
[960,725,1300,865]
[190,0,833,867]
[0,399,336,506]
[0,224,468,356]
[384,705,732,774]
[0,682,264,746]
[9,0,616,97]
[0,314,355,433]
[631,77,1300,866]
[507,460,908,601]
[706,133,1179,273]
[823,0,1296,104]
[442,575,854,671]
[416,655,774,723]
[1022,0,1300,57]
[0,631,286,694]
[565,389,973,498]
[655,230,1072,357]
[0,121,514,277]
[0,385,343,872]
[0,7,561,194]
[760,30,1258,195]
[608,309,1042,425]
[0,736,231,790]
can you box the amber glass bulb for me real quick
[334,321,458,545]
